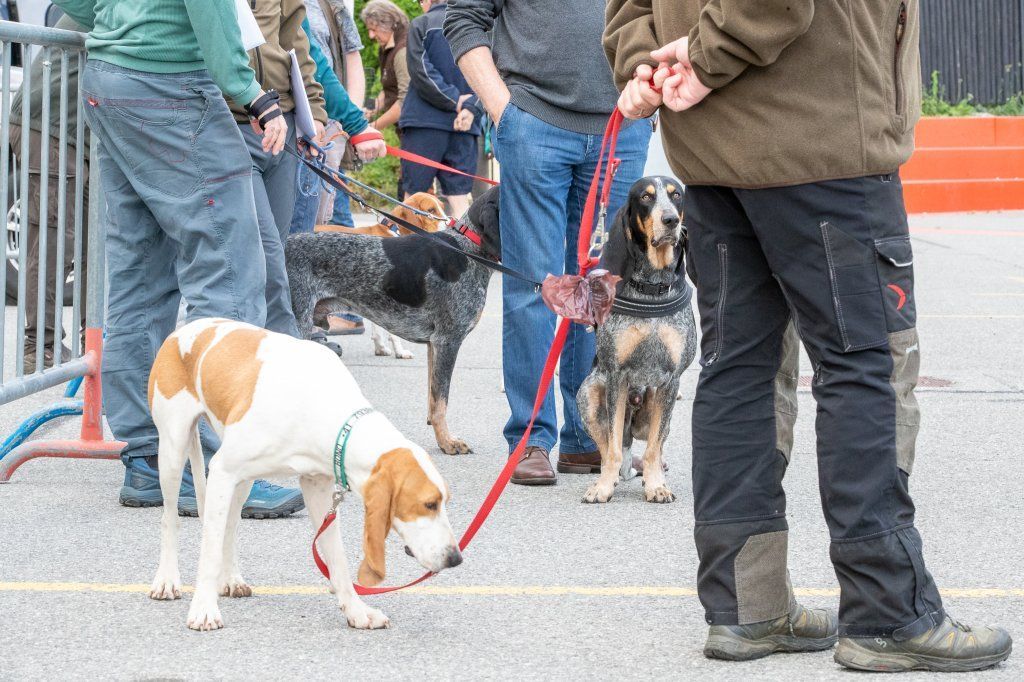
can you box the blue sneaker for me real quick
[119,457,305,519]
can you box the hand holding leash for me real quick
[650,38,714,111]
[352,125,387,161]
[246,89,289,155]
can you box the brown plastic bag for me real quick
[540,269,621,326]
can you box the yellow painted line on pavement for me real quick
[1,582,1022,599]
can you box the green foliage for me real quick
[354,0,422,96]
[921,71,976,116]
[921,70,1024,117]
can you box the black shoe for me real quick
[310,328,343,357]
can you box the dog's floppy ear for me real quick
[359,468,394,586]
[469,187,501,259]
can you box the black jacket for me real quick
[399,4,481,133]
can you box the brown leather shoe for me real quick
[511,446,556,486]
[557,450,600,474]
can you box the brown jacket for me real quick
[229,0,328,124]
[604,0,922,188]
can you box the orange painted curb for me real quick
[914,116,1024,148]
[903,178,1024,214]
[903,147,1024,180]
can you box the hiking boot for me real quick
[834,615,1012,672]
[119,457,304,519]
[22,342,74,374]
[704,602,838,661]
[510,446,556,486]
[310,328,343,357]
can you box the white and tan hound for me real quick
[147,318,461,631]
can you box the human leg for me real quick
[493,104,577,462]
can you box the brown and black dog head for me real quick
[623,176,685,270]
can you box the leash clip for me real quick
[588,206,608,262]
[332,485,345,511]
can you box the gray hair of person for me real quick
[360,0,410,37]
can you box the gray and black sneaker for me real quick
[704,602,838,661]
[834,615,1012,672]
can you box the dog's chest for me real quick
[596,310,696,383]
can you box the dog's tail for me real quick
[187,429,207,518]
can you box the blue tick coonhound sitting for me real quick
[577,177,698,504]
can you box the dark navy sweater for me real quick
[399,4,481,134]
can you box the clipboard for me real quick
[289,49,319,140]
[236,0,266,51]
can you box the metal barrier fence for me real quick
[921,0,1024,105]
[0,19,124,481]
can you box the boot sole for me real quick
[556,462,600,474]
[704,633,838,662]
[834,638,1012,672]
[177,495,306,519]
[509,476,556,486]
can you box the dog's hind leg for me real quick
[426,343,436,425]
[300,475,390,629]
[428,340,471,455]
[640,383,677,503]
[186,457,240,631]
[583,378,627,504]
[388,332,414,360]
[371,322,393,356]
[219,480,254,598]
[149,405,199,601]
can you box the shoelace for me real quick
[252,479,284,493]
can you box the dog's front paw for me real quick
[644,483,676,504]
[439,437,472,455]
[149,573,182,601]
[394,349,414,360]
[374,346,393,357]
[582,481,615,504]
[342,600,390,630]
[219,575,253,598]
[186,597,224,631]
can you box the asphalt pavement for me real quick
[0,211,1022,681]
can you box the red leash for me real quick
[314,110,627,595]
[349,130,499,186]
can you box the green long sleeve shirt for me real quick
[53,0,261,107]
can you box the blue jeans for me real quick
[82,61,267,460]
[289,159,320,234]
[493,104,651,454]
[331,190,354,227]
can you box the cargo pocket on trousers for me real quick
[820,221,888,352]
[875,235,916,332]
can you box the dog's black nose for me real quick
[404,545,414,558]
[444,547,463,568]
[661,213,680,229]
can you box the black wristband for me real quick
[245,89,280,120]
[256,107,283,127]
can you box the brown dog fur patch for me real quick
[314,192,445,236]
[658,325,685,361]
[149,336,193,406]
[359,448,444,586]
[615,324,650,365]
[199,328,267,426]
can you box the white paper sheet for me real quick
[289,49,318,140]
[236,0,266,51]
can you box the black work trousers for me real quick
[685,175,944,639]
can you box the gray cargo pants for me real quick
[81,60,267,460]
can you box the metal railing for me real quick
[0,19,124,481]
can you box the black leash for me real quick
[284,145,542,290]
